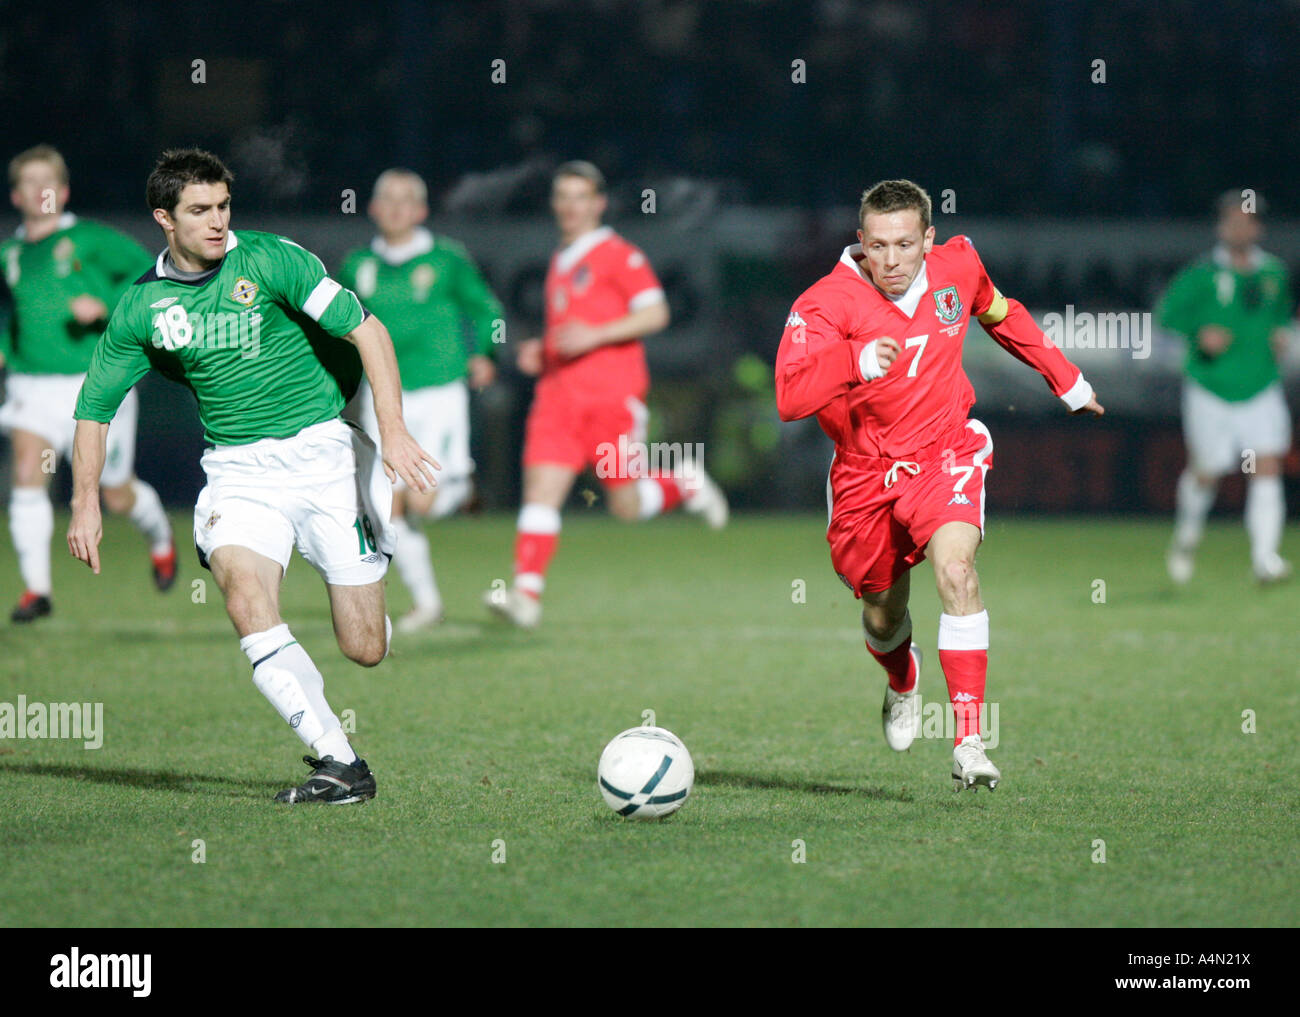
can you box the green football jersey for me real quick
[1156,246,1293,402]
[0,214,151,375]
[75,230,365,445]
[337,228,504,390]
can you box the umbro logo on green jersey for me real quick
[149,297,180,309]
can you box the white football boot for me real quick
[397,604,444,633]
[952,733,1000,792]
[483,586,542,629]
[682,468,729,529]
[1253,554,1293,585]
[881,644,923,751]
[1166,542,1195,585]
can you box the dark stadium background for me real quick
[2,0,1297,515]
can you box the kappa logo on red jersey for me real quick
[948,493,972,506]
[786,311,806,328]
[933,286,963,324]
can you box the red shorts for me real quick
[522,376,648,488]
[827,419,994,597]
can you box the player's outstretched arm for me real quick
[345,313,440,492]
[68,419,109,574]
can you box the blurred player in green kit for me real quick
[1158,191,1294,585]
[338,169,505,631]
[1,145,176,622]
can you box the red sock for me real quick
[513,504,561,599]
[938,649,986,743]
[654,475,685,513]
[864,616,915,693]
[938,611,989,743]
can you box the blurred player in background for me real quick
[1158,191,1293,585]
[68,148,437,804]
[0,145,176,622]
[339,169,504,631]
[776,180,1103,791]
[486,161,728,629]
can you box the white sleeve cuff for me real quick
[858,340,886,381]
[1060,373,1094,411]
[628,287,666,311]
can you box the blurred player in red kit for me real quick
[486,161,727,628]
[776,180,1104,791]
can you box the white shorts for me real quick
[1182,379,1292,476]
[350,378,474,491]
[193,417,394,586]
[0,372,138,488]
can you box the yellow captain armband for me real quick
[977,289,1009,325]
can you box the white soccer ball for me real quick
[597,725,695,820]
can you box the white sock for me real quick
[1174,469,1217,549]
[126,478,173,554]
[429,475,472,519]
[240,624,357,763]
[390,515,440,612]
[10,487,53,596]
[1245,475,1285,570]
[636,477,665,519]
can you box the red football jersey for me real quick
[542,225,665,395]
[776,236,1091,458]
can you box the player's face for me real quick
[551,176,606,240]
[156,181,231,269]
[369,178,428,239]
[9,160,69,220]
[858,210,935,296]
[1217,206,1261,251]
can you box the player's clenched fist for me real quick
[380,428,440,493]
[859,336,901,380]
[516,337,543,376]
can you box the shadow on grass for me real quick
[0,760,283,799]
[698,769,914,803]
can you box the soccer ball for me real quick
[597,726,695,820]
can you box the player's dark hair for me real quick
[8,144,69,188]
[859,179,932,233]
[553,160,606,194]
[147,148,234,215]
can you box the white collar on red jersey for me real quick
[838,244,929,318]
[155,229,238,278]
[1211,243,1264,272]
[371,226,434,265]
[555,225,614,274]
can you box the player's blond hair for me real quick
[9,144,69,189]
[373,168,428,204]
[859,179,932,233]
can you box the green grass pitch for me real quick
[0,510,1296,927]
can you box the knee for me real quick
[340,620,388,668]
[862,606,907,642]
[608,497,639,522]
[343,635,386,668]
[937,557,978,599]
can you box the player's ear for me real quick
[923,225,935,252]
[152,207,173,234]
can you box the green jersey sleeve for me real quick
[1155,263,1209,340]
[84,224,152,309]
[447,242,505,358]
[74,299,152,422]
[261,236,366,338]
